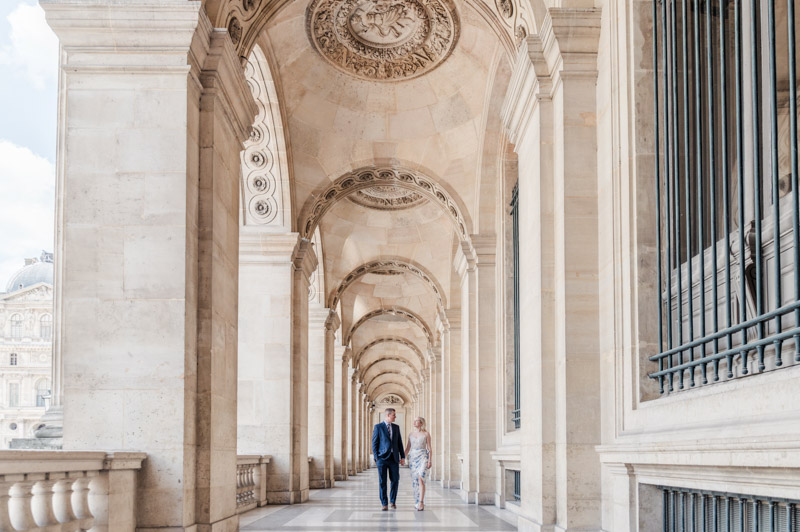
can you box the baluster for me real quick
[0,480,14,532]
[8,480,37,531]
[31,478,60,529]
[53,477,79,531]
[71,476,93,531]
[87,474,108,532]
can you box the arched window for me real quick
[9,353,17,366]
[40,315,52,340]
[10,314,23,339]
[35,380,49,407]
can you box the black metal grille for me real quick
[649,0,800,393]
[662,487,799,532]
[510,182,521,427]
[513,470,521,502]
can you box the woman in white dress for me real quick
[404,416,432,510]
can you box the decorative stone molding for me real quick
[358,356,421,382]
[328,259,446,309]
[292,238,318,279]
[495,0,513,19]
[240,45,290,229]
[345,307,433,346]
[325,309,341,332]
[301,166,470,242]
[306,0,459,81]
[348,186,428,210]
[378,394,403,404]
[365,371,416,394]
[354,336,427,368]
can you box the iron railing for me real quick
[510,182,521,427]
[649,0,800,393]
[661,487,799,532]
[513,470,521,502]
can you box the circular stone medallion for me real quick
[307,0,459,81]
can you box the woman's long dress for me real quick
[408,431,429,507]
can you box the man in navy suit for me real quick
[372,407,405,510]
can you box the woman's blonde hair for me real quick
[414,416,426,430]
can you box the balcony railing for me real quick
[236,454,271,513]
[0,450,145,532]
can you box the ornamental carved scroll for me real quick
[306,0,459,81]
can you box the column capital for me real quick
[325,310,341,332]
[421,368,431,380]
[341,347,352,363]
[541,8,602,79]
[292,237,318,278]
[444,308,461,329]
[239,232,300,264]
[453,241,476,277]
[351,373,358,384]
[502,33,552,145]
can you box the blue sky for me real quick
[0,0,57,289]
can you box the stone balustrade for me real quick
[236,455,271,513]
[0,450,145,532]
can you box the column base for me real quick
[335,474,347,481]
[267,489,309,504]
[196,514,239,532]
[309,479,333,489]
[516,514,561,532]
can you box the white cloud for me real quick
[0,139,55,290]
[0,2,57,90]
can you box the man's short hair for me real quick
[384,408,396,415]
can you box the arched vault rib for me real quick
[328,258,447,310]
[372,384,414,405]
[359,357,421,383]
[366,374,417,401]
[364,370,418,394]
[300,166,472,244]
[346,307,433,346]
[353,337,427,369]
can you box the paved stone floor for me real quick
[240,469,519,531]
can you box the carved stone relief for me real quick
[495,0,513,18]
[240,48,288,228]
[346,307,433,346]
[302,166,469,241]
[349,185,428,210]
[378,395,403,404]
[306,0,460,81]
[328,259,444,310]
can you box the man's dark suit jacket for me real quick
[372,421,405,463]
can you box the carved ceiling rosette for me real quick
[306,0,460,81]
[495,0,513,19]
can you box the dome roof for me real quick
[5,252,54,293]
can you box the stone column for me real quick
[349,371,358,476]
[501,12,602,529]
[238,234,316,504]
[429,348,442,482]
[335,347,350,480]
[307,305,329,489]
[43,2,255,528]
[457,243,479,503]
[473,234,498,504]
[443,309,461,489]
[358,389,366,471]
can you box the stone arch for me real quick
[358,357,421,383]
[353,337,427,369]
[327,258,447,310]
[366,373,417,400]
[372,386,413,405]
[299,165,472,243]
[346,307,434,346]
[239,43,292,231]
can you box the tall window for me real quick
[9,353,17,366]
[8,383,19,407]
[10,314,23,339]
[40,314,52,340]
[36,380,49,407]
[650,0,799,393]
[510,182,521,428]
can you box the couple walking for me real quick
[372,407,432,511]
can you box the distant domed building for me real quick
[0,251,53,448]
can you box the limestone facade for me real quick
[9,0,797,530]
